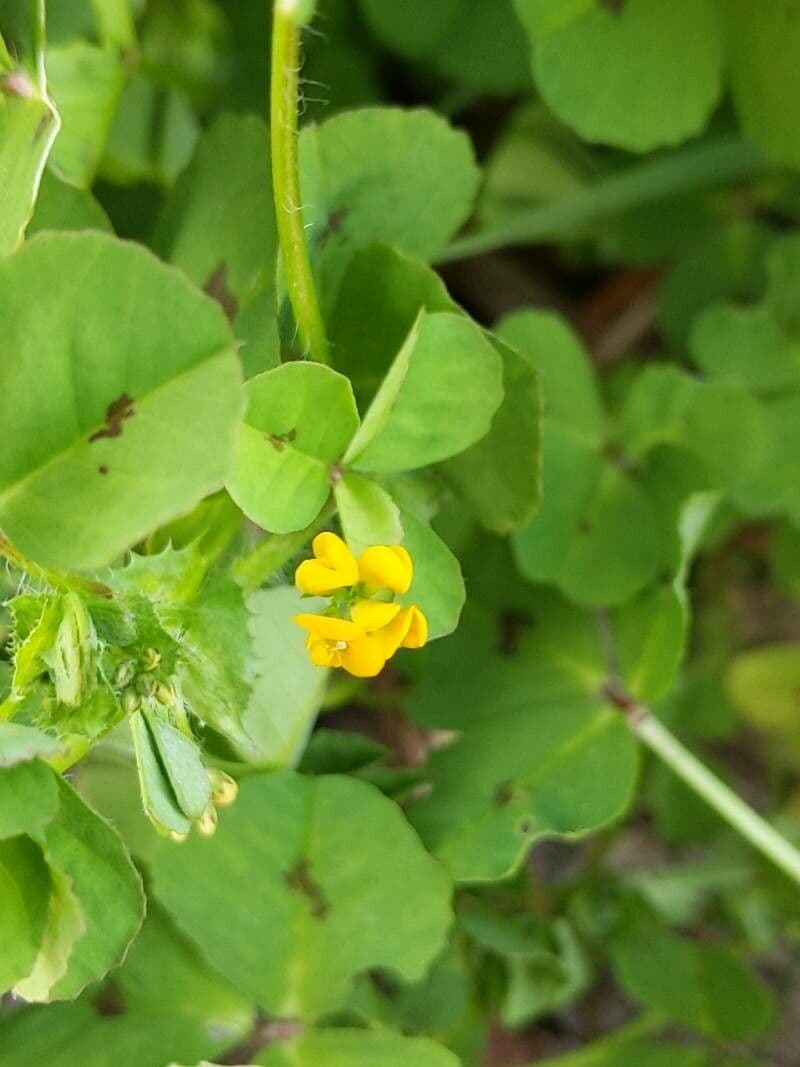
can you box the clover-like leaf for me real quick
[228,362,359,533]
[258,1029,460,1067]
[152,770,452,1020]
[514,0,723,152]
[0,232,243,571]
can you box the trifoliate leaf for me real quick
[0,232,243,572]
[152,771,452,1019]
[258,1029,460,1067]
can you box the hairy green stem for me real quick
[0,534,112,599]
[270,0,330,364]
[438,136,772,263]
[233,498,335,593]
[31,0,47,93]
[616,693,800,887]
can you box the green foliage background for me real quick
[1,0,800,1064]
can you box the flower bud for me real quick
[115,660,136,687]
[142,647,161,672]
[122,689,141,715]
[155,682,175,707]
[208,769,238,807]
[169,830,189,843]
[52,593,96,707]
[197,805,218,837]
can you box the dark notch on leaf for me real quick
[204,262,239,322]
[90,393,135,443]
[285,857,330,919]
[98,464,109,475]
[92,981,126,1016]
[267,429,297,452]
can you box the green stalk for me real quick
[619,695,800,887]
[270,0,330,364]
[438,135,772,263]
[30,0,47,94]
[233,498,335,593]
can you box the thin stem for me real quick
[0,534,112,599]
[438,135,772,264]
[31,0,47,94]
[233,498,335,593]
[533,1013,664,1066]
[618,695,800,887]
[270,0,330,365]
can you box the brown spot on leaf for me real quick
[285,857,329,919]
[203,262,239,322]
[98,464,109,475]
[267,429,297,452]
[92,982,126,1016]
[321,209,348,243]
[494,781,515,807]
[89,394,135,443]
[600,0,626,12]
[497,610,533,656]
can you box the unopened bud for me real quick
[142,647,161,672]
[209,769,238,807]
[169,830,189,843]
[115,660,136,687]
[122,689,141,715]
[155,682,175,707]
[197,805,218,837]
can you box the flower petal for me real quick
[350,598,402,632]
[341,636,387,678]
[294,613,364,641]
[358,545,413,595]
[402,605,428,649]
[295,531,359,593]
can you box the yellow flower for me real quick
[351,598,429,656]
[294,613,387,678]
[358,545,414,595]
[295,532,359,595]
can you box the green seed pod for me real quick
[52,593,96,708]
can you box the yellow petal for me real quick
[358,545,413,595]
[295,531,359,593]
[340,635,387,678]
[350,598,402,632]
[402,605,428,649]
[307,638,336,668]
[294,613,364,641]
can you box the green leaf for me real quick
[726,644,800,743]
[27,169,112,235]
[0,836,51,993]
[142,704,211,821]
[228,362,359,534]
[0,760,60,839]
[46,43,124,187]
[428,0,532,95]
[334,473,404,555]
[14,866,85,1002]
[350,313,504,474]
[727,0,800,167]
[0,67,60,255]
[442,335,542,533]
[257,1029,460,1067]
[0,906,252,1066]
[0,232,243,571]
[409,599,638,881]
[611,910,774,1040]
[501,310,660,606]
[327,244,456,408]
[100,74,198,187]
[514,0,723,152]
[399,508,465,640]
[152,770,452,1019]
[35,777,145,1000]
[0,721,63,767]
[154,113,277,309]
[243,586,328,766]
[358,0,464,59]
[300,107,480,292]
[691,303,800,392]
[172,572,254,750]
